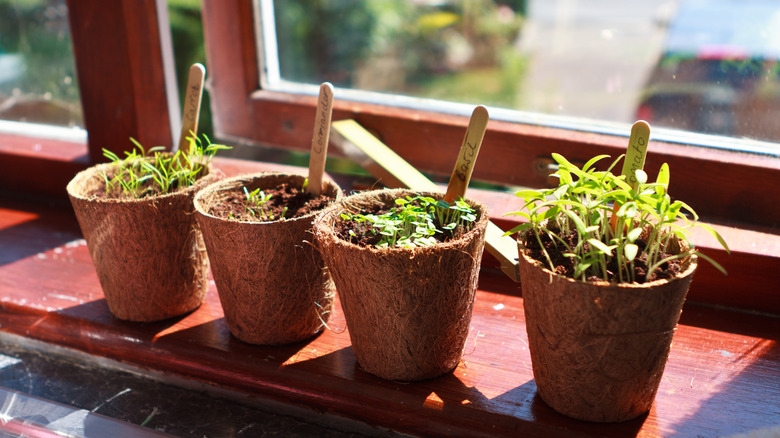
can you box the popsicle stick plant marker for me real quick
[177,63,206,152]
[609,120,650,231]
[313,106,491,381]
[505,120,729,422]
[66,63,228,322]
[306,82,335,196]
[444,105,489,203]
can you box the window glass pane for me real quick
[167,0,214,139]
[0,0,83,129]
[262,0,780,148]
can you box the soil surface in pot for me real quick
[335,202,475,247]
[207,183,334,222]
[524,226,683,284]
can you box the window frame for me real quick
[202,0,780,229]
[0,0,178,197]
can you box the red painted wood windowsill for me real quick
[1,158,778,437]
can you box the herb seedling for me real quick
[341,195,477,248]
[102,134,230,199]
[243,187,287,221]
[505,153,729,283]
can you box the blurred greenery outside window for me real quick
[270,0,528,110]
[167,0,213,140]
[0,0,83,133]
[260,0,780,156]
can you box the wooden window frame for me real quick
[0,0,178,196]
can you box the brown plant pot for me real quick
[314,189,489,381]
[194,173,340,345]
[517,229,698,422]
[67,162,219,322]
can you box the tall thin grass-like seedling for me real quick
[102,133,230,199]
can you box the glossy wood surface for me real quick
[1,161,778,438]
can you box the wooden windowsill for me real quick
[1,157,779,437]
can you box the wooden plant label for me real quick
[178,63,206,151]
[621,120,651,190]
[444,105,489,203]
[611,120,651,229]
[306,82,335,195]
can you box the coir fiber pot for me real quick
[314,189,489,381]
[67,162,219,322]
[194,173,341,345]
[516,228,698,422]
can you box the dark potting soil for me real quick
[523,227,683,284]
[334,203,473,248]
[207,183,335,222]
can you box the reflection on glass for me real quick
[266,0,780,145]
[0,0,82,128]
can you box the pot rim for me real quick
[193,171,341,225]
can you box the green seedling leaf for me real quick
[551,152,575,170]
[582,154,610,173]
[503,222,534,236]
[627,227,643,242]
[694,251,728,275]
[573,261,592,278]
[558,169,573,185]
[562,209,588,235]
[697,222,730,253]
[612,177,633,192]
[655,162,670,193]
[624,243,639,262]
[587,238,614,255]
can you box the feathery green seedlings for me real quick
[505,153,729,283]
[101,134,230,199]
[341,195,477,248]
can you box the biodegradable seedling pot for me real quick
[504,126,729,422]
[194,173,341,345]
[517,229,697,422]
[67,162,219,322]
[314,188,489,381]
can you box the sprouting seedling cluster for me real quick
[504,153,729,283]
[342,196,477,248]
[243,187,287,221]
[102,134,229,198]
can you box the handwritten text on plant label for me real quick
[313,91,331,154]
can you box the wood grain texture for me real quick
[66,0,177,163]
[239,91,780,228]
[1,164,778,437]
